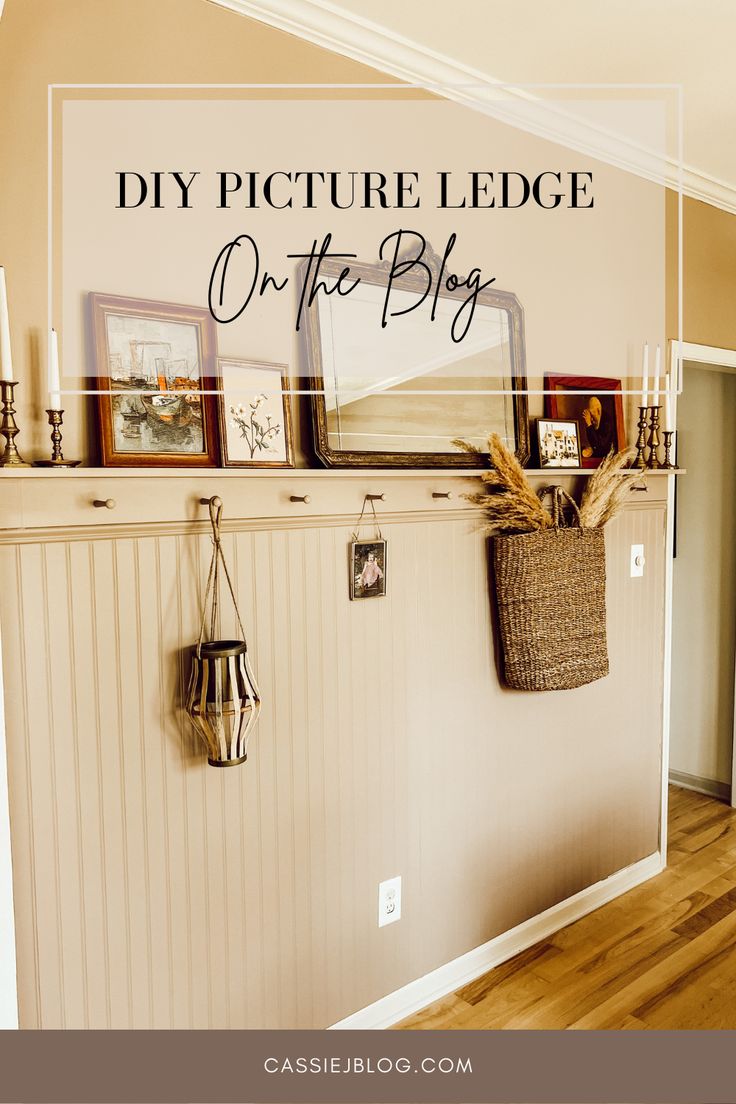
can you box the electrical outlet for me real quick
[378,876,401,927]
[630,543,645,578]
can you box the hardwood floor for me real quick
[397,785,736,1029]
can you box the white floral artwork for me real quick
[229,394,283,459]
[218,360,293,467]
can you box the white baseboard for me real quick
[329,850,663,1029]
[669,769,731,803]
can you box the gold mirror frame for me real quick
[300,247,530,469]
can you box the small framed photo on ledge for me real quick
[537,418,581,468]
[350,540,387,600]
[544,375,626,468]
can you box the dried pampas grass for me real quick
[456,434,638,534]
[453,433,554,534]
[579,446,638,528]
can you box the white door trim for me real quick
[670,340,736,379]
[669,340,736,807]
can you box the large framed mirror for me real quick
[300,243,530,468]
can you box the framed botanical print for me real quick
[90,292,219,467]
[544,375,626,468]
[217,358,294,468]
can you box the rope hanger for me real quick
[351,494,383,542]
[197,496,247,656]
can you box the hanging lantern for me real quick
[185,497,261,767]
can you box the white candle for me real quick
[653,344,661,404]
[48,328,62,410]
[0,267,13,382]
[641,343,649,406]
[664,372,671,428]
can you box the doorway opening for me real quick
[670,351,736,805]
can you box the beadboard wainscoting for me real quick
[0,471,667,1028]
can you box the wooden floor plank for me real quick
[456,942,561,1005]
[394,993,473,1030]
[398,786,736,1030]
[441,969,554,1030]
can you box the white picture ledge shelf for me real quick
[0,464,674,541]
[0,466,685,479]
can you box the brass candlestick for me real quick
[34,408,81,468]
[0,380,30,467]
[662,430,675,470]
[634,406,649,469]
[647,405,662,469]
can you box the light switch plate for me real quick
[630,543,645,578]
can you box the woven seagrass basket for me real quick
[493,486,609,691]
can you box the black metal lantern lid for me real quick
[194,639,247,659]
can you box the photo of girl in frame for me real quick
[350,540,387,600]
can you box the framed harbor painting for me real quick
[217,358,294,468]
[90,293,220,467]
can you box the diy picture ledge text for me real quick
[115,169,595,210]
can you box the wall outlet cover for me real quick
[630,543,645,578]
[378,875,402,927]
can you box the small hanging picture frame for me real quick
[349,496,387,600]
[350,539,387,600]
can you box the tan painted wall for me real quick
[0,0,669,1029]
[0,472,665,1028]
[681,199,736,349]
[666,191,736,349]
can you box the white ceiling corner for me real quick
[209,0,736,216]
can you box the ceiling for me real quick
[211,0,736,213]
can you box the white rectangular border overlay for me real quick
[10,81,680,1032]
[48,82,683,397]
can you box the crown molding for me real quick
[209,0,736,216]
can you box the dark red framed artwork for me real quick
[544,375,626,468]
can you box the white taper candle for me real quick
[0,267,13,382]
[48,329,62,410]
[641,342,649,406]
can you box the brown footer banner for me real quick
[0,1029,735,1104]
